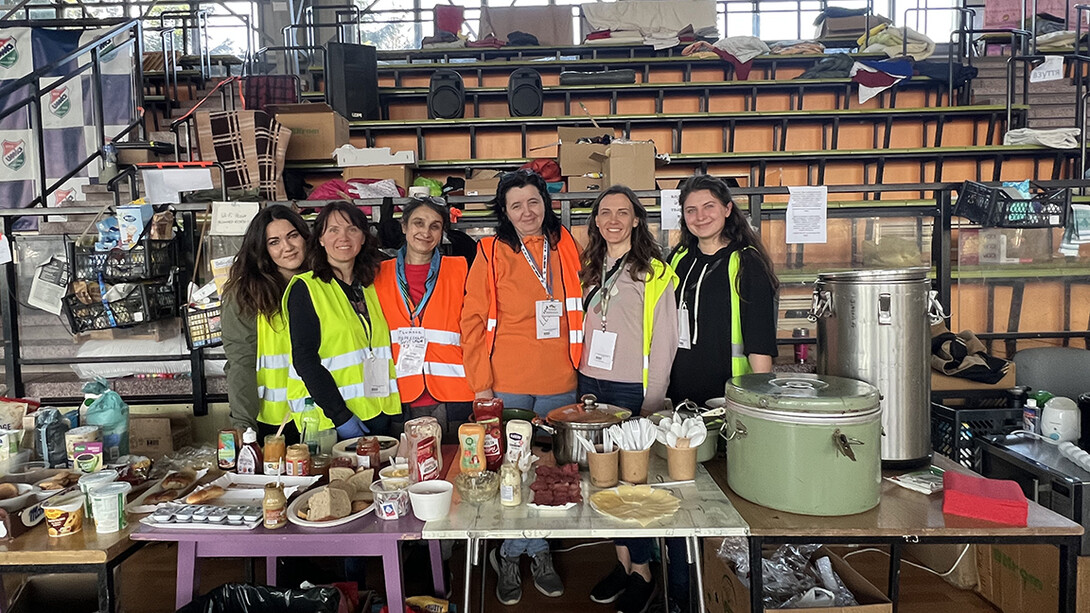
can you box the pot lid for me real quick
[816,267,930,283]
[547,394,631,425]
[724,373,880,415]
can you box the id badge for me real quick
[587,329,618,370]
[364,352,391,397]
[395,327,427,377]
[678,305,692,350]
[536,299,562,340]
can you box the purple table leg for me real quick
[429,540,445,597]
[382,541,404,613]
[176,541,198,610]
[266,557,277,586]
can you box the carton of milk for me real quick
[116,204,154,250]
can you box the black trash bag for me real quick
[176,583,342,613]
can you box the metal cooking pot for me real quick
[538,395,630,468]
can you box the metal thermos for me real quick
[809,267,944,466]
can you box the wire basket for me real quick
[953,181,1070,228]
[68,234,177,283]
[931,403,1022,470]
[185,302,222,350]
[63,282,179,333]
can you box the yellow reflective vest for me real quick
[639,259,679,391]
[255,312,333,432]
[283,273,401,423]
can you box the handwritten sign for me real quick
[786,186,828,244]
[211,201,260,236]
[1030,55,1063,83]
[659,189,681,230]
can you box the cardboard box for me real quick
[703,540,893,613]
[567,176,605,193]
[333,145,415,167]
[557,127,616,177]
[342,164,414,190]
[130,417,192,459]
[593,141,656,191]
[464,177,499,196]
[116,204,153,250]
[818,14,891,38]
[976,544,1058,613]
[269,103,350,161]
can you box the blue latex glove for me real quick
[335,415,369,440]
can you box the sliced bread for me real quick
[329,467,355,483]
[306,487,351,522]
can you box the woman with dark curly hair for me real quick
[284,201,401,439]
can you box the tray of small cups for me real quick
[139,503,263,530]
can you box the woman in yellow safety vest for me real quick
[221,205,313,444]
[284,201,401,439]
[375,197,473,439]
[580,185,679,613]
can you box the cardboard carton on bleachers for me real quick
[342,164,414,191]
[568,176,604,192]
[268,103,349,161]
[558,127,616,177]
[333,145,415,167]
[591,141,656,191]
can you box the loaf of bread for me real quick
[144,489,179,504]
[329,467,355,483]
[306,487,351,522]
[0,483,18,499]
[185,486,224,504]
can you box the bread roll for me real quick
[161,471,195,490]
[0,483,18,499]
[185,486,224,504]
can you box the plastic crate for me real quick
[68,234,176,282]
[185,302,222,350]
[63,281,179,333]
[931,402,1022,470]
[953,180,1070,228]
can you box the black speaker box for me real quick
[326,42,379,121]
[428,69,465,119]
[507,67,543,117]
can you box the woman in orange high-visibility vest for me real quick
[375,197,473,440]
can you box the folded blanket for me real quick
[931,323,1011,384]
[860,26,935,61]
[1003,127,1081,149]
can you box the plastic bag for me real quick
[83,379,129,462]
[175,583,345,613]
[35,407,70,468]
[715,541,858,609]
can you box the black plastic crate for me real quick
[931,402,1022,470]
[68,234,176,282]
[185,302,222,350]
[63,281,179,333]
[953,180,1069,228]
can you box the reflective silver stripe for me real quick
[565,297,582,312]
[486,318,497,331]
[288,398,307,413]
[391,328,461,346]
[570,329,584,343]
[287,350,393,381]
[258,386,288,402]
[732,343,745,358]
[424,362,466,378]
[257,354,290,370]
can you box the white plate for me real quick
[127,469,209,514]
[204,473,320,504]
[526,472,583,511]
[287,487,374,528]
[139,514,261,531]
[0,483,39,511]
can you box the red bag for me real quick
[520,158,562,183]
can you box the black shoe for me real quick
[616,573,656,613]
[590,563,629,604]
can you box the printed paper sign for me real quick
[786,186,828,244]
[28,255,68,314]
[659,189,681,230]
[210,201,260,236]
[1030,56,1063,83]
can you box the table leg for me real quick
[689,537,707,613]
[382,541,405,613]
[176,541,198,610]
[0,571,7,613]
[266,557,277,586]
[98,566,113,613]
[658,538,670,611]
[477,539,487,613]
[1058,540,1077,613]
[428,540,445,597]
[462,538,477,613]
[749,537,764,613]
[888,542,902,613]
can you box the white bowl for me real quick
[408,480,453,522]
[0,483,40,511]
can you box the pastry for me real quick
[185,486,225,504]
[0,483,18,499]
[144,489,179,504]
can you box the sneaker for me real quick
[590,563,629,604]
[530,549,564,597]
[489,548,522,605]
[616,573,656,613]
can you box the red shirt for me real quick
[405,263,438,408]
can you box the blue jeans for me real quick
[577,373,644,414]
[500,538,550,557]
[494,390,577,419]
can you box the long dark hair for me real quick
[307,201,382,286]
[581,185,664,287]
[223,205,311,319]
[492,169,562,251]
[678,174,779,292]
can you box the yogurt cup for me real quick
[43,494,84,537]
[78,469,119,519]
[89,482,131,533]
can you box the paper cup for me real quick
[371,480,409,520]
[619,448,650,485]
[78,469,119,519]
[587,445,619,488]
[667,445,698,481]
[43,495,84,537]
[89,481,131,533]
[408,480,453,521]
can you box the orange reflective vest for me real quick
[375,256,474,403]
[479,227,584,368]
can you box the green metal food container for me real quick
[724,373,882,516]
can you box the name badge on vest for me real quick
[587,329,617,371]
[536,299,562,340]
[364,353,391,397]
[678,305,692,350]
[395,327,428,378]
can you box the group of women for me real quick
[220,171,779,613]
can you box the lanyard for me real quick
[395,246,441,327]
[519,236,553,299]
[343,280,374,352]
[597,254,627,330]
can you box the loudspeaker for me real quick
[428,69,465,119]
[326,42,379,121]
[507,68,543,117]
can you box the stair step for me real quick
[1026,117,1078,128]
